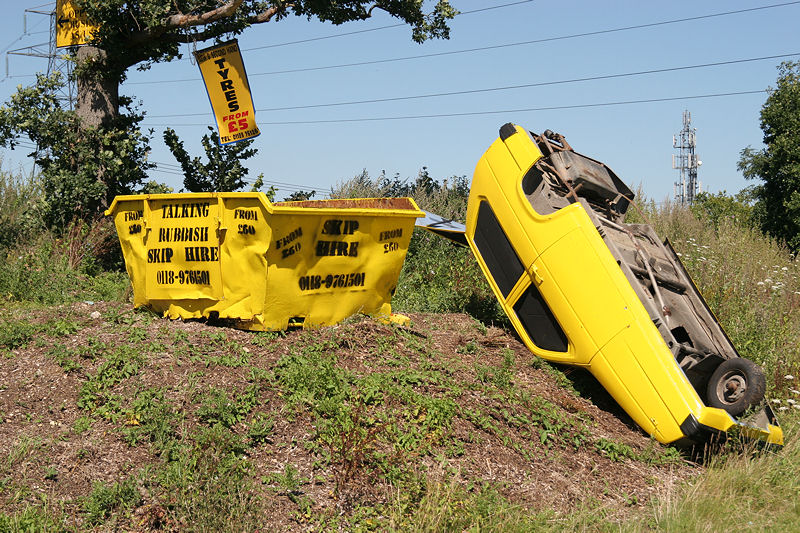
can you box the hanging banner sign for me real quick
[195,40,261,145]
[56,0,98,47]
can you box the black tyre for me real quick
[706,357,766,417]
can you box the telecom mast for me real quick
[672,110,701,204]
[6,7,76,108]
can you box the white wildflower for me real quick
[771,399,782,404]
[785,375,795,380]
[757,282,765,286]
[787,399,796,405]
[779,406,789,411]
[782,267,789,271]
[790,389,800,394]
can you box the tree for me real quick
[689,190,755,231]
[75,1,456,128]
[164,126,257,192]
[0,73,152,227]
[0,1,456,223]
[738,61,800,250]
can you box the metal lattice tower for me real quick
[672,110,701,204]
[6,7,76,109]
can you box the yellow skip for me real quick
[106,193,423,331]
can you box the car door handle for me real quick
[528,263,544,285]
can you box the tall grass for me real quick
[630,196,800,395]
[0,168,129,304]
[644,412,800,532]
[332,169,506,324]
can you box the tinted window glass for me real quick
[513,283,568,352]
[473,201,524,297]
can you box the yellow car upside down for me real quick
[463,123,781,446]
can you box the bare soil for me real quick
[0,302,697,530]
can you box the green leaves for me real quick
[0,74,153,228]
[164,126,257,192]
[738,61,800,250]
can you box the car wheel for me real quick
[706,358,766,417]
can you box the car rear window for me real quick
[513,285,568,352]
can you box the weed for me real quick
[42,318,80,337]
[0,319,37,349]
[251,330,285,348]
[77,345,145,420]
[475,348,515,390]
[195,331,251,367]
[126,326,149,344]
[121,388,182,450]
[594,438,636,462]
[73,416,91,434]
[43,466,58,481]
[83,477,140,525]
[0,506,70,532]
[456,340,480,355]
[247,412,274,445]
[195,385,260,428]
[151,425,259,530]
[273,463,302,495]
[4,435,43,474]
[46,343,83,373]
[389,476,556,532]
[318,401,389,494]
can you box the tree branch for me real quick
[163,0,245,28]
[129,1,291,45]
[250,3,293,24]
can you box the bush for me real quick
[0,232,128,304]
[332,169,505,324]
[0,168,45,249]
[395,229,505,324]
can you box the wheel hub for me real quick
[719,372,747,403]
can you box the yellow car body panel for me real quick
[466,124,782,445]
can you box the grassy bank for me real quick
[1,168,799,530]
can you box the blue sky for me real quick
[0,1,797,202]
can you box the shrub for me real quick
[0,168,45,249]
[332,169,505,324]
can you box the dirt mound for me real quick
[0,302,695,530]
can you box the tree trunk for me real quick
[75,46,120,129]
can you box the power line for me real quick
[143,89,767,127]
[147,52,798,118]
[240,0,534,52]
[127,1,800,86]
[150,161,324,192]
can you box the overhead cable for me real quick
[147,52,798,118]
[143,89,767,127]
[127,1,800,86]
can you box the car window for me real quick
[473,200,524,297]
[513,283,568,352]
[473,201,568,353]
